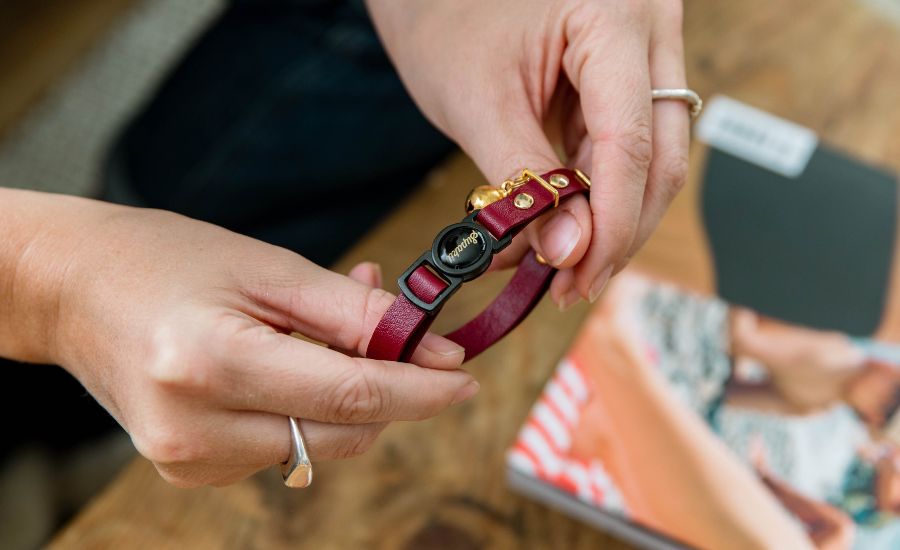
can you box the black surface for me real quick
[702,146,898,335]
[437,226,486,270]
[1,358,119,460]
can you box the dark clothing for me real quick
[105,0,452,265]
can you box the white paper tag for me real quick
[696,96,818,178]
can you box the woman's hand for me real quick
[367,0,690,308]
[2,191,478,487]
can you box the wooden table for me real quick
[50,0,900,547]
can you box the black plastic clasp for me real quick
[396,253,462,313]
[396,211,511,314]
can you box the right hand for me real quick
[368,0,691,308]
[37,202,478,487]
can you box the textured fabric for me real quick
[103,0,453,266]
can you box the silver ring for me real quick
[281,417,313,488]
[652,88,703,119]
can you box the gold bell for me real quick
[465,185,507,213]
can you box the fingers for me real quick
[345,260,461,365]
[525,194,592,269]
[235,414,387,464]
[627,2,690,257]
[451,90,593,274]
[147,411,389,488]
[347,261,382,289]
[207,320,479,424]
[549,268,582,311]
[256,258,464,369]
[563,7,654,302]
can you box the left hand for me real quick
[367,0,691,308]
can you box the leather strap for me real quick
[366,168,589,363]
[445,250,554,361]
[476,169,588,240]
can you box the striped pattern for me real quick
[507,358,628,515]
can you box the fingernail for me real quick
[452,380,480,405]
[589,266,614,303]
[540,211,581,266]
[558,288,583,312]
[421,335,465,357]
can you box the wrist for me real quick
[0,189,115,365]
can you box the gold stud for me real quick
[549,173,569,189]
[514,193,534,209]
[535,253,549,265]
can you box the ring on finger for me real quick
[651,88,703,119]
[281,416,313,488]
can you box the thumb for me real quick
[459,112,592,282]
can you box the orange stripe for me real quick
[513,441,548,480]
[527,418,561,454]
[542,395,575,429]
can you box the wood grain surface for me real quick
[50,0,900,548]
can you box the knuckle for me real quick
[595,120,653,179]
[335,427,380,459]
[328,365,385,423]
[147,325,212,393]
[615,123,654,173]
[133,424,206,465]
[657,150,690,197]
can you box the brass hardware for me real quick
[535,253,549,265]
[573,168,592,188]
[522,169,559,208]
[464,168,569,214]
[465,185,507,213]
[514,193,534,209]
[549,173,569,188]
[499,171,532,195]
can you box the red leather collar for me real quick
[366,168,590,363]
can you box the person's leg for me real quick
[103,0,454,266]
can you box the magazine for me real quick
[507,98,900,549]
[508,272,900,549]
